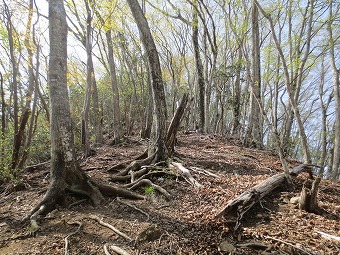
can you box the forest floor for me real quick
[0,133,340,255]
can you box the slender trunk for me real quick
[4,1,21,169]
[127,0,168,160]
[231,48,242,136]
[246,1,262,148]
[255,0,312,163]
[192,5,205,133]
[141,62,153,139]
[106,30,122,143]
[0,72,5,135]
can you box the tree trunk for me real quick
[231,48,242,136]
[255,0,312,163]
[127,0,168,161]
[245,1,263,148]
[328,2,340,180]
[192,3,205,133]
[29,0,143,220]
[4,1,21,170]
[166,93,189,155]
[106,29,122,144]
[141,65,153,139]
[0,72,5,168]
[81,0,94,156]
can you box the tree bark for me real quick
[106,29,122,144]
[192,4,205,133]
[245,1,263,148]
[166,93,189,155]
[328,2,340,180]
[127,0,168,161]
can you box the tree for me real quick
[95,1,122,144]
[28,0,142,228]
[245,1,263,148]
[254,0,313,164]
[328,1,340,180]
[126,0,168,161]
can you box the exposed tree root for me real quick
[190,166,220,178]
[64,221,82,255]
[110,167,149,182]
[67,199,88,209]
[95,181,145,200]
[170,162,202,188]
[115,153,156,176]
[122,171,176,189]
[129,179,171,200]
[104,243,131,255]
[26,168,144,231]
[89,215,132,241]
[116,197,150,220]
[107,150,148,172]
[29,205,46,234]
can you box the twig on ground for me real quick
[89,215,132,241]
[64,221,82,255]
[263,235,314,255]
[116,197,150,220]
[104,243,131,255]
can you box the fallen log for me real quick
[216,164,313,230]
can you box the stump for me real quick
[299,176,321,213]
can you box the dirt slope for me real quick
[0,133,339,254]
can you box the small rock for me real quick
[218,241,236,252]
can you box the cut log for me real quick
[216,164,313,230]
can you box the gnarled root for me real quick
[129,179,171,200]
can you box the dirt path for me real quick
[0,134,339,254]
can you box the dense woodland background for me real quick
[0,0,339,183]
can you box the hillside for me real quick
[0,133,339,255]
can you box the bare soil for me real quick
[0,133,339,255]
